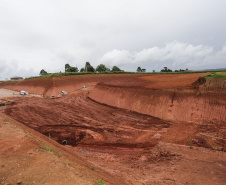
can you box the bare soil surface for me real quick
[0,112,123,185]
[139,73,209,89]
[0,74,226,184]
[100,73,209,89]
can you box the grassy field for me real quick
[202,72,226,78]
[24,69,226,80]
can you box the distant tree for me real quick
[186,68,188,71]
[96,64,108,72]
[175,70,179,72]
[87,65,95,72]
[80,68,85,72]
[39,69,48,76]
[137,67,142,72]
[85,62,89,72]
[65,63,71,72]
[85,61,95,72]
[153,70,155,72]
[161,67,172,72]
[66,67,78,72]
[112,66,121,72]
[141,69,146,72]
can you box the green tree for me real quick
[66,67,78,72]
[84,61,95,72]
[80,68,85,72]
[112,66,121,72]
[137,67,142,72]
[161,67,172,72]
[65,63,71,72]
[141,68,146,72]
[39,69,48,76]
[87,65,95,72]
[96,64,108,72]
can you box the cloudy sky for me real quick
[0,0,226,80]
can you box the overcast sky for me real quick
[0,0,226,80]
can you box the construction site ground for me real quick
[0,74,226,185]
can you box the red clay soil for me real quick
[89,73,226,125]
[99,73,208,89]
[0,112,124,185]
[0,74,146,97]
[139,73,209,89]
[1,88,226,184]
[1,73,226,184]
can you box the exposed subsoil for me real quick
[0,112,121,185]
[0,73,226,184]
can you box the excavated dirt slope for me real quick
[89,73,226,125]
[0,74,144,97]
[1,73,226,184]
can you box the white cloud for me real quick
[100,50,133,66]
[0,60,35,80]
[100,41,226,71]
[0,0,226,78]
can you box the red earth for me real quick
[0,73,226,184]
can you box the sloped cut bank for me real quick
[89,82,226,124]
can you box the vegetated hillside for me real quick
[89,73,226,125]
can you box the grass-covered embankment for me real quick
[202,72,226,78]
[25,69,226,80]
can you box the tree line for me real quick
[39,63,189,76]
[39,62,123,75]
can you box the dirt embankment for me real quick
[1,74,226,184]
[0,74,143,97]
[89,74,226,124]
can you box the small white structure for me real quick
[61,91,67,95]
[20,91,28,95]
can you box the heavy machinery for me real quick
[0,98,14,106]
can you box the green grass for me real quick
[91,165,95,170]
[98,179,105,185]
[201,72,226,78]
[24,69,226,80]
[36,145,62,157]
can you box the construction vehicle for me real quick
[0,98,14,106]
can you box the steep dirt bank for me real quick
[89,76,226,125]
[89,84,226,124]
[0,74,144,97]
